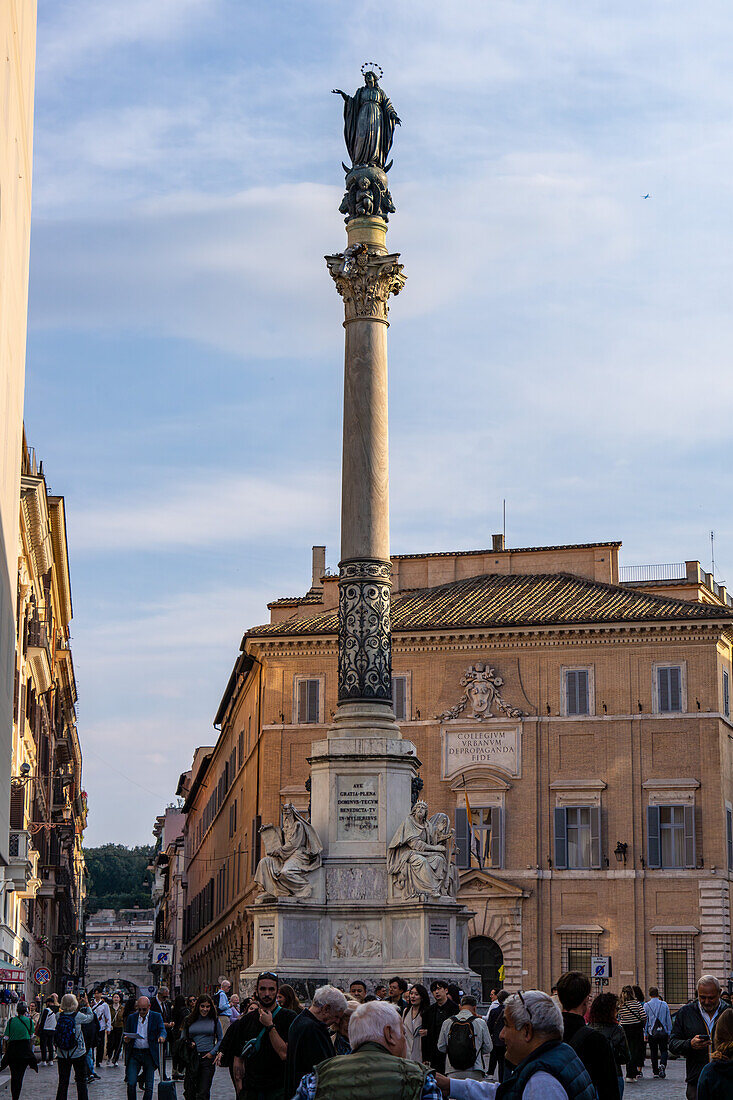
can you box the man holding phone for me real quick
[670,974,724,1099]
[217,971,295,1100]
[123,996,167,1100]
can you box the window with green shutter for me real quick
[296,678,320,723]
[657,666,682,713]
[565,669,590,715]
[554,806,601,869]
[647,804,695,868]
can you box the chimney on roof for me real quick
[311,545,326,591]
[492,533,505,552]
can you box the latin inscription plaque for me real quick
[441,723,520,778]
[429,919,451,959]
[336,775,379,839]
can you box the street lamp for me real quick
[614,842,628,865]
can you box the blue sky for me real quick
[27,0,733,844]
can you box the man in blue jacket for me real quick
[123,995,168,1100]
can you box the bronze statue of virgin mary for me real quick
[332,68,401,169]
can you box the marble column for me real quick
[326,215,406,738]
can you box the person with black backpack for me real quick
[437,994,492,1080]
[54,993,94,1100]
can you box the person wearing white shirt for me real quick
[91,991,112,1069]
[435,991,596,1100]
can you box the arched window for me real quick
[469,936,503,1002]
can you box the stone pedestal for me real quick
[242,732,480,996]
[242,898,476,999]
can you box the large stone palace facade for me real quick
[179,539,733,1005]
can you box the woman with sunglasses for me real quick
[180,995,222,1100]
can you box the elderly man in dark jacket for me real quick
[670,975,725,1100]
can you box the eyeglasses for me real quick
[516,990,533,1024]
[257,972,278,982]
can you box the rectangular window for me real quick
[567,948,592,976]
[565,669,590,716]
[725,671,730,719]
[727,807,733,871]
[238,731,244,767]
[554,806,601,869]
[392,676,408,721]
[455,806,503,869]
[657,666,682,713]
[296,679,320,723]
[663,948,690,1004]
[647,804,695,868]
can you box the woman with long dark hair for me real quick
[618,985,646,1081]
[276,985,302,1013]
[180,994,222,1100]
[589,992,630,1097]
[403,983,430,1062]
[1,1001,38,1099]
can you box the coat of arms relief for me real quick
[438,661,524,721]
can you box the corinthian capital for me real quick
[325,243,406,322]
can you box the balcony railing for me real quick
[620,563,686,583]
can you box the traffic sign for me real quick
[152,944,173,966]
[591,956,612,980]
[34,967,51,985]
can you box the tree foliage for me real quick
[83,843,154,914]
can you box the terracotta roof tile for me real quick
[247,572,733,639]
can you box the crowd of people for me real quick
[1,970,732,1099]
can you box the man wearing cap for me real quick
[217,971,295,1100]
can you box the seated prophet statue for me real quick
[254,803,323,902]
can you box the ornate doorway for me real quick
[469,935,503,1001]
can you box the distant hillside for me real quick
[83,843,154,914]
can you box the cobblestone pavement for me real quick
[0,1062,236,1098]
[0,1056,687,1098]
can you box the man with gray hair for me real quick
[284,984,347,1098]
[436,990,595,1099]
[670,973,724,1099]
[291,1000,443,1099]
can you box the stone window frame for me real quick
[643,778,699,870]
[391,670,411,722]
[726,802,733,871]
[651,660,687,715]
[560,665,595,718]
[292,675,324,725]
[551,781,607,871]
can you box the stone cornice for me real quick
[251,621,727,659]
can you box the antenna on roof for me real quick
[711,530,715,577]
[503,499,506,543]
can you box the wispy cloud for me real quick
[70,470,338,552]
[38,0,214,79]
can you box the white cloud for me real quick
[69,469,338,551]
[38,0,214,79]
